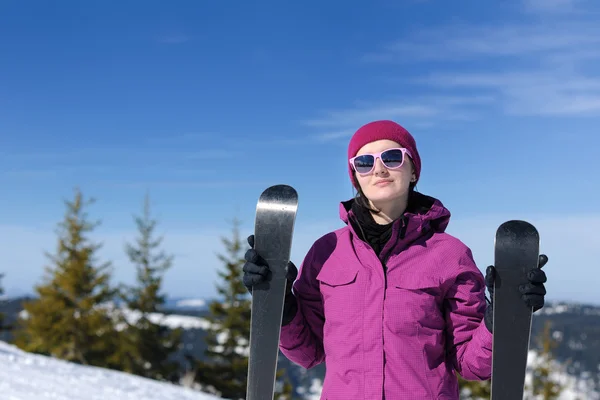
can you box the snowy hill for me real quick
[2,340,599,399]
[0,340,223,400]
[2,298,599,399]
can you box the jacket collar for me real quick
[339,191,451,259]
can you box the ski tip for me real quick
[256,184,299,212]
[258,184,298,200]
[496,219,539,237]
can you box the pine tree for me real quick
[0,272,14,335]
[114,193,182,381]
[193,218,292,399]
[0,272,5,331]
[527,321,564,399]
[274,371,294,399]
[457,373,490,399]
[13,188,120,368]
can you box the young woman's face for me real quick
[351,139,415,206]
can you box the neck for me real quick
[369,192,410,224]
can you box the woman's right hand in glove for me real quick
[242,234,299,326]
[242,234,298,295]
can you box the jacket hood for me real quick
[339,191,451,251]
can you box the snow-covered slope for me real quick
[2,337,598,400]
[0,341,222,400]
[523,349,599,400]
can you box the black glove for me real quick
[483,254,548,333]
[242,235,299,326]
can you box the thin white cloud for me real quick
[312,130,355,142]
[143,132,215,146]
[0,148,240,183]
[369,23,600,62]
[157,34,189,44]
[359,3,600,118]
[2,148,238,162]
[415,71,600,116]
[303,103,438,128]
[96,180,272,190]
[180,150,239,160]
[302,95,493,141]
[1,169,61,179]
[522,0,585,13]
[0,167,220,184]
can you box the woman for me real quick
[243,120,548,399]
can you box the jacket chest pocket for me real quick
[316,264,360,322]
[386,273,444,332]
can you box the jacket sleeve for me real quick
[278,242,326,369]
[444,247,493,381]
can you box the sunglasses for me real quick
[349,147,412,175]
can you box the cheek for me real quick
[402,163,416,179]
[355,174,370,187]
[389,168,411,181]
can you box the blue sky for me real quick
[1,0,599,304]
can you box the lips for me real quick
[374,179,393,186]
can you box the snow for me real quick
[119,308,211,330]
[0,340,223,400]
[19,305,212,331]
[294,378,323,400]
[535,302,600,317]
[2,338,598,400]
[538,303,570,315]
[524,350,599,400]
[6,301,599,400]
[175,299,207,308]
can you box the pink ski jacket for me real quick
[279,194,493,399]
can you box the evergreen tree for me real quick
[0,272,14,335]
[527,321,564,399]
[0,273,5,331]
[114,193,182,381]
[13,188,120,368]
[193,218,292,399]
[457,373,490,399]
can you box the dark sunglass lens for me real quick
[353,155,374,173]
[381,149,404,168]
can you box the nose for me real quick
[373,157,388,175]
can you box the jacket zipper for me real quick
[379,217,405,400]
[381,259,387,400]
[350,213,407,400]
[380,215,406,292]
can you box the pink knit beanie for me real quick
[347,120,421,188]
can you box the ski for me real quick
[490,220,540,400]
[246,184,298,400]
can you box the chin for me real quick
[365,193,403,204]
[365,186,408,204]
